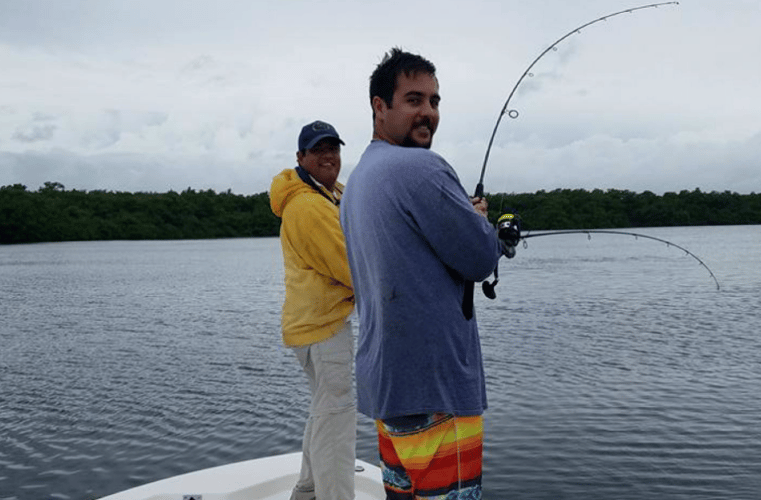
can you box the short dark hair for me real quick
[369,47,436,116]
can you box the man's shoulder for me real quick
[368,140,444,160]
[360,141,450,176]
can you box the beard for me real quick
[400,120,435,149]
[401,136,431,149]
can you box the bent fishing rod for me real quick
[462,2,679,320]
[473,1,680,198]
[463,2,681,312]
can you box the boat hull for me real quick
[99,452,384,500]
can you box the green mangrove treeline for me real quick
[2,182,761,244]
[0,182,279,244]
[486,188,761,231]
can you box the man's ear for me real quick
[372,96,387,121]
[296,151,305,167]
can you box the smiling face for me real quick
[372,71,440,149]
[296,138,342,191]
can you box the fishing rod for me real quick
[521,229,721,290]
[473,1,680,198]
[464,2,680,312]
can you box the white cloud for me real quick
[1,0,759,194]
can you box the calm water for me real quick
[1,226,760,499]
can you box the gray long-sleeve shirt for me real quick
[340,140,502,420]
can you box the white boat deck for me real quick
[99,452,385,500]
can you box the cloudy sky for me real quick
[1,0,759,195]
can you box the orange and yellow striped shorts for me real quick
[376,413,483,499]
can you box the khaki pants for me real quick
[291,321,356,500]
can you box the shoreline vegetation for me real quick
[2,182,760,245]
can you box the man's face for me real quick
[373,71,440,149]
[297,138,342,190]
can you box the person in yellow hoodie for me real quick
[269,120,355,500]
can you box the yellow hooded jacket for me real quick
[270,168,354,347]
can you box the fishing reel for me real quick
[482,213,522,299]
[497,213,521,258]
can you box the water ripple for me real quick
[2,233,761,499]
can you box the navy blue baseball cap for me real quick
[298,120,345,151]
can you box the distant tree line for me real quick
[0,182,280,244]
[486,188,761,231]
[2,182,760,244]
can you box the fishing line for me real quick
[473,1,680,198]
[521,229,721,290]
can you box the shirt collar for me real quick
[307,172,340,200]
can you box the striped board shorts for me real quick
[376,413,483,499]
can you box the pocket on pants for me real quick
[312,325,354,412]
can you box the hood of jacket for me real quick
[270,168,343,217]
[270,168,307,218]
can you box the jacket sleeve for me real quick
[283,192,353,290]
